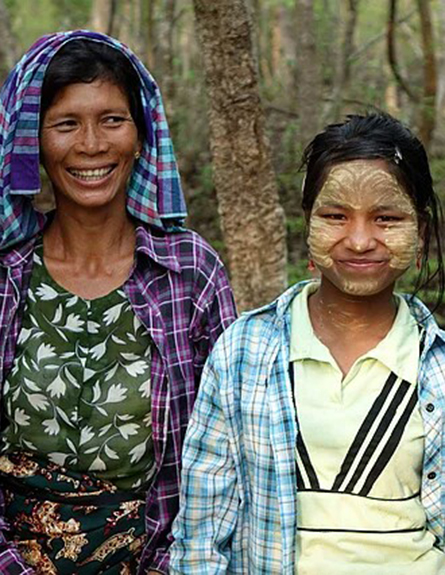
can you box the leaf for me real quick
[116,414,134,421]
[104,445,119,460]
[96,406,108,417]
[23,377,40,392]
[111,335,125,345]
[99,423,112,437]
[60,352,75,359]
[121,353,140,361]
[22,439,36,451]
[104,363,119,382]
[52,304,63,324]
[55,406,75,428]
[65,369,80,388]
[66,295,79,308]
[127,334,136,342]
[66,438,77,453]
[92,382,102,403]
[84,446,100,455]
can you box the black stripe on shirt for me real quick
[332,372,398,491]
[343,378,411,493]
[358,384,418,496]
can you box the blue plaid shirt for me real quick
[170,281,445,574]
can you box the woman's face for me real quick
[307,159,421,297]
[40,79,141,211]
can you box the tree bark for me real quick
[192,0,287,311]
[295,0,323,144]
[155,0,177,103]
[416,0,437,148]
[90,0,117,36]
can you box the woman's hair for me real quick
[300,112,444,310]
[40,39,145,139]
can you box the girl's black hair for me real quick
[40,39,146,140]
[300,112,444,311]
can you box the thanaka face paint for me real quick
[307,160,420,296]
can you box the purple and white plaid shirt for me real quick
[0,225,237,574]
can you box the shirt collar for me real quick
[0,224,182,274]
[134,225,181,273]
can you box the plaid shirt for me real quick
[170,281,445,574]
[0,225,237,574]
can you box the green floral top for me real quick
[1,244,155,491]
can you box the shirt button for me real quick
[428,471,437,480]
[426,403,435,412]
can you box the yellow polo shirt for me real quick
[291,282,445,575]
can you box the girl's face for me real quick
[307,159,421,297]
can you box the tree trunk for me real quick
[326,0,360,122]
[90,0,117,36]
[193,0,287,311]
[0,0,19,78]
[295,0,323,145]
[416,0,437,148]
[154,0,177,103]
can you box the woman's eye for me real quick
[104,116,127,125]
[54,119,77,130]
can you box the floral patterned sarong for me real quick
[0,452,146,574]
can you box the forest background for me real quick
[1,0,444,322]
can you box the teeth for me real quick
[70,167,113,180]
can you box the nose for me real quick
[344,218,377,252]
[75,123,109,155]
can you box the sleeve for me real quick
[170,349,240,574]
[0,515,35,574]
[191,259,237,387]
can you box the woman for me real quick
[170,113,445,574]
[0,31,236,574]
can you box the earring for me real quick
[134,151,141,160]
[416,255,422,270]
[307,259,315,272]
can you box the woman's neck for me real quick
[43,206,136,264]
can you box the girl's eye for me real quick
[321,213,346,221]
[376,215,403,223]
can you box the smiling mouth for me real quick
[68,166,115,181]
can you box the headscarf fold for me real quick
[0,30,187,250]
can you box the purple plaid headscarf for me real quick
[0,30,187,249]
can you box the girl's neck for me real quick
[309,278,397,341]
